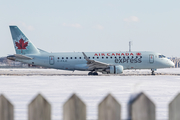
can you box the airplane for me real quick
[7,26,175,75]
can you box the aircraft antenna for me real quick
[129,41,133,52]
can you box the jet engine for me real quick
[105,65,123,74]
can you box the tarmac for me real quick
[0,68,179,76]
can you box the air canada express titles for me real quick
[115,57,142,63]
[94,53,142,63]
[94,52,141,56]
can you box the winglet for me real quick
[82,52,89,61]
[82,52,94,64]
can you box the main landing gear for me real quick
[88,71,98,75]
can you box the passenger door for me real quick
[149,54,154,63]
[49,56,54,65]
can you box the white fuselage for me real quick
[16,51,174,72]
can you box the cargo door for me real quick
[149,54,154,63]
[49,56,54,65]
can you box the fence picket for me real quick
[0,94,14,120]
[128,92,155,120]
[98,94,121,120]
[63,93,86,120]
[28,94,51,120]
[169,93,180,120]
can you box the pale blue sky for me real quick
[1,0,180,57]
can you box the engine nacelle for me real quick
[108,65,123,74]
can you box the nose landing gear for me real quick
[151,69,156,75]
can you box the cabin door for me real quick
[149,54,154,63]
[49,56,54,65]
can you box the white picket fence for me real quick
[0,92,180,120]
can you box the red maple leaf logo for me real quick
[15,39,28,49]
[136,53,141,56]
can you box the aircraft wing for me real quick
[82,52,109,70]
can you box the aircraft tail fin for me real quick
[9,26,39,55]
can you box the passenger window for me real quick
[123,56,125,58]
[110,57,112,59]
[127,56,129,59]
[115,57,116,59]
[66,57,68,59]
[88,57,90,59]
[140,56,142,58]
[132,56,134,58]
[93,57,95,59]
[62,57,64,59]
[79,57,81,59]
[136,56,138,58]
[70,57,72,59]
[106,57,108,59]
[102,57,104,59]
[58,57,59,59]
[97,57,99,59]
[119,57,121,58]
[75,57,77,59]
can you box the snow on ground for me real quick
[0,75,180,120]
[0,68,179,75]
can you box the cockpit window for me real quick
[159,55,166,58]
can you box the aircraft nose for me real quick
[169,60,175,67]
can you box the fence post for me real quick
[0,94,14,120]
[128,92,155,120]
[28,94,51,120]
[169,93,180,120]
[98,94,121,120]
[63,93,86,120]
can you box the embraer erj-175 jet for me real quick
[7,26,174,75]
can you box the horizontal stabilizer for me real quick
[14,54,33,60]
[37,48,49,53]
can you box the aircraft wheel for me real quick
[93,72,98,75]
[88,72,93,75]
